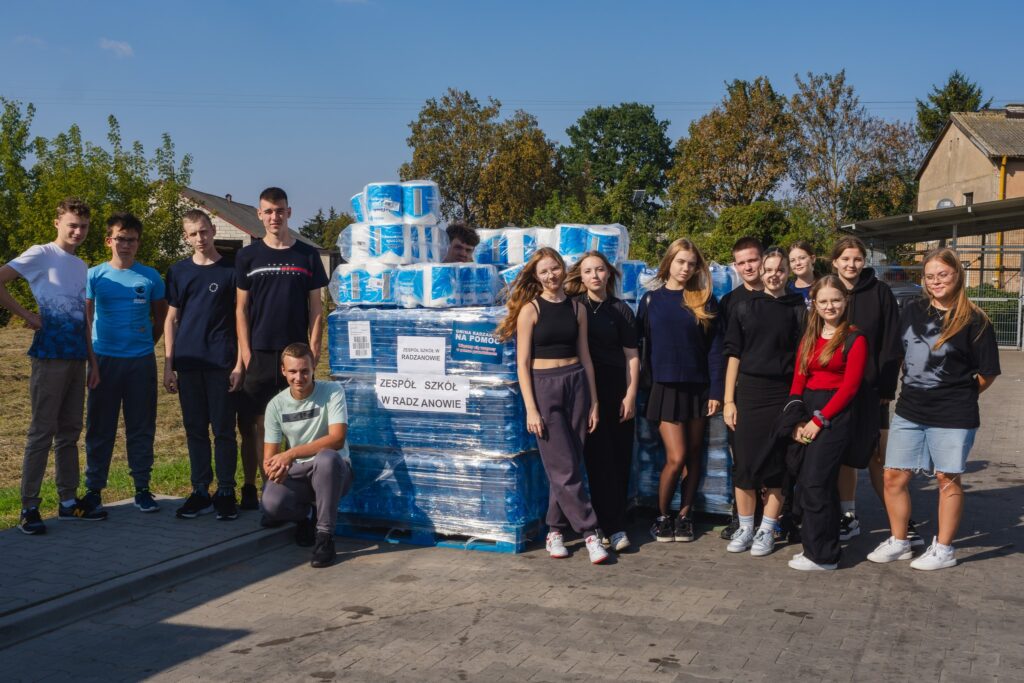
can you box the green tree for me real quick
[301,207,354,248]
[670,77,794,215]
[476,111,560,228]
[699,201,818,264]
[0,98,34,265]
[845,120,925,221]
[915,70,991,144]
[561,103,672,202]
[400,88,502,223]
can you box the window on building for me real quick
[963,192,973,206]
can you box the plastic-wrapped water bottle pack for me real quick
[629,390,733,516]
[327,306,516,380]
[338,448,548,544]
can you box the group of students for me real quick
[2,191,355,568]
[500,234,1000,571]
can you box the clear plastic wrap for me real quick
[709,262,736,300]
[586,223,630,264]
[350,192,366,222]
[338,448,548,545]
[327,306,517,380]
[618,260,649,300]
[409,224,448,263]
[629,390,734,515]
[337,223,414,266]
[364,182,404,222]
[329,263,399,307]
[340,376,535,455]
[473,227,543,266]
[401,180,441,225]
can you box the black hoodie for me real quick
[845,267,902,399]
[724,290,806,380]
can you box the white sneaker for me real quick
[546,531,569,559]
[788,552,837,571]
[866,536,913,564]
[610,531,630,552]
[910,538,957,571]
[750,528,776,557]
[584,534,609,564]
[726,526,755,553]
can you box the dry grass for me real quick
[0,326,331,528]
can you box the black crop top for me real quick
[531,296,579,359]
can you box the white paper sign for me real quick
[374,373,469,413]
[396,336,445,375]
[348,321,372,359]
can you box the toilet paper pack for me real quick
[329,263,398,307]
[364,182,404,222]
[401,180,441,225]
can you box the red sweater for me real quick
[790,334,867,426]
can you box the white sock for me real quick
[60,499,76,508]
[840,501,856,515]
[936,541,954,553]
[759,515,778,533]
[738,514,755,530]
[891,536,910,546]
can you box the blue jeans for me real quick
[177,369,238,491]
[884,414,976,474]
[85,354,157,492]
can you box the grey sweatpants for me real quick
[531,364,599,536]
[22,358,85,508]
[261,450,353,534]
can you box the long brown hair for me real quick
[652,238,715,330]
[495,247,566,341]
[922,247,990,350]
[798,275,854,375]
[829,235,867,262]
[564,250,620,298]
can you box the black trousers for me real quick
[797,388,853,565]
[583,362,634,535]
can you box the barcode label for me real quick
[348,321,372,359]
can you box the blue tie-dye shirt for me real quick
[8,243,88,360]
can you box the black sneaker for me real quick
[134,489,160,513]
[58,499,108,521]
[175,492,213,519]
[240,483,259,511]
[907,519,925,547]
[310,531,336,568]
[651,515,674,543]
[18,508,46,535]
[295,514,316,547]
[839,512,860,541]
[81,489,103,512]
[720,508,740,540]
[775,514,800,544]
[213,490,238,521]
[674,516,695,542]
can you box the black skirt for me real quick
[646,381,709,423]
[733,374,790,489]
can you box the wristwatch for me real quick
[813,410,831,428]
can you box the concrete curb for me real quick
[0,524,293,651]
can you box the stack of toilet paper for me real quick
[343,181,446,266]
[553,223,630,265]
[471,223,631,268]
[330,262,499,309]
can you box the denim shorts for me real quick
[884,414,977,474]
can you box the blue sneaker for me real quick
[134,489,160,513]
[59,499,108,521]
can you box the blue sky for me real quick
[3,0,1022,224]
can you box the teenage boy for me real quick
[261,343,352,568]
[0,198,105,533]
[164,210,243,521]
[236,187,329,511]
[442,222,480,263]
[718,236,764,540]
[83,213,167,514]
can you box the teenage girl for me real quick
[831,236,902,542]
[496,247,609,564]
[722,248,804,557]
[867,248,1000,570]
[638,238,724,543]
[788,275,867,571]
[787,241,816,305]
[565,251,640,552]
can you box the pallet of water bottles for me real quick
[336,446,549,554]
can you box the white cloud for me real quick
[99,38,134,58]
[14,35,47,48]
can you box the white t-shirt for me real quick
[264,381,349,463]
[8,243,88,359]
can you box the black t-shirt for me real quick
[165,257,237,371]
[577,294,637,368]
[718,285,758,334]
[236,240,329,352]
[724,291,805,380]
[895,299,1001,429]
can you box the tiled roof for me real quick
[951,110,1024,158]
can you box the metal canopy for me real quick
[840,196,1024,244]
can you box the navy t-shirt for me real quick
[166,257,237,371]
[236,240,329,352]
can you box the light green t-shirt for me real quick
[264,381,349,463]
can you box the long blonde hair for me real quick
[496,247,566,341]
[564,251,620,298]
[798,275,855,375]
[653,238,715,330]
[923,247,990,350]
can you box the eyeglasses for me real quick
[923,272,955,283]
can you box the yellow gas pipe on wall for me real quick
[996,155,1007,288]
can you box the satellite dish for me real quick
[936,198,955,209]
